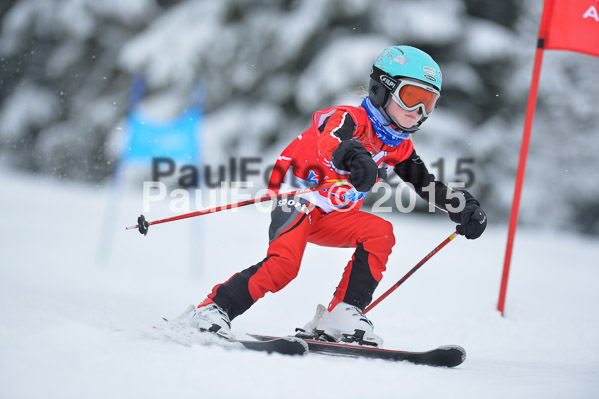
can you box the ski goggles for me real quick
[390,79,440,118]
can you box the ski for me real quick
[248,333,466,367]
[151,318,308,356]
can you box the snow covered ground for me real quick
[1,168,598,399]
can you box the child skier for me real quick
[180,45,487,346]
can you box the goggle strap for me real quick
[370,66,399,92]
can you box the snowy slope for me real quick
[1,168,598,399]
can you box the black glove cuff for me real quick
[448,190,480,223]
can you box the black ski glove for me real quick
[448,190,487,240]
[332,140,378,192]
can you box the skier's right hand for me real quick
[332,140,378,192]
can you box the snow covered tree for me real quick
[0,0,597,233]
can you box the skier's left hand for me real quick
[448,190,487,239]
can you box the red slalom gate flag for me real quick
[498,0,599,316]
[538,0,599,56]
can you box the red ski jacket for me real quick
[267,105,415,212]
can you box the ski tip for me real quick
[438,344,466,355]
[438,345,467,366]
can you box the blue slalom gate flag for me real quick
[122,107,202,164]
[98,75,205,273]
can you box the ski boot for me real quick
[176,302,235,340]
[297,303,383,347]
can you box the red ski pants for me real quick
[205,199,395,319]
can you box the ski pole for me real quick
[126,179,348,235]
[363,231,460,314]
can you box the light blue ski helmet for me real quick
[373,45,442,91]
[368,46,442,133]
